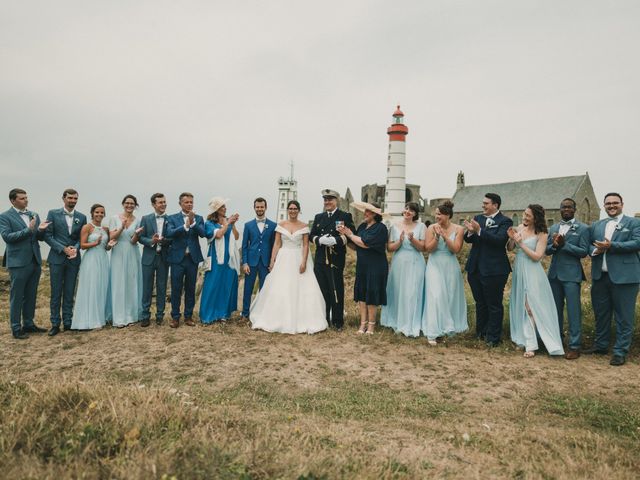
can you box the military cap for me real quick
[321,188,340,199]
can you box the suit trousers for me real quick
[170,254,198,320]
[242,262,269,316]
[549,278,582,350]
[49,261,80,327]
[468,272,508,344]
[141,254,169,321]
[9,259,41,334]
[591,273,639,357]
[314,262,345,328]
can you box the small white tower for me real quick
[276,161,298,221]
[384,105,409,217]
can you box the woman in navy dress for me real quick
[338,202,388,334]
[199,197,240,323]
[507,204,564,358]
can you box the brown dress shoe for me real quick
[565,350,580,360]
[169,319,179,328]
[184,318,195,327]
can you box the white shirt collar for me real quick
[485,211,499,219]
[13,206,28,214]
[327,209,337,215]
[63,208,75,215]
[608,214,623,222]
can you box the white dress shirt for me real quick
[63,208,75,234]
[256,217,265,233]
[558,218,575,237]
[602,214,623,272]
[14,207,30,227]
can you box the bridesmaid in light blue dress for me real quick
[381,203,426,337]
[108,195,143,327]
[508,204,564,357]
[422,201,468,344]
[199,200,240,323]
[71,204,114,330]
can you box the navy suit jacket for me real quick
[589,215,640,284]
[0,208,45,268]
[546,221,589,283]
[44,208,87,266]
[241,218,276,267]
[138,213,172,266]
[464,212,513,276]
[310,209,355,268]
[165,212,206,264]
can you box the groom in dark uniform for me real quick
[310,189,355,330]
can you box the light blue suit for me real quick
[0,208,45,335]
[44,208,87,328]
[546,220,589,350]
[241,218,276,317]
[589,215,640,357]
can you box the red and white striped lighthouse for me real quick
[384,105,409,217]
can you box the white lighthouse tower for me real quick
[276,161,298,221]
[384,105,409,217]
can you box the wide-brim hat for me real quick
[321,188,340,199]
[350,201,387,217]
[208,197,230,214]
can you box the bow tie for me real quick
[63,211,74,218]
[19,210,30,216]
[156,214,166,219]
[559,220,573,226]
[256,219,265,224]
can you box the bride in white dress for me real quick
[250,200,328,334]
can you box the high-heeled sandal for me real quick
[365,321,376,334]
[357,320,367,334]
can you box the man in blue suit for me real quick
[0,188,49,339]
[585,193,640,366]
[44,189,87,336]
[464,193,513,346]
[241,197,276,319]
[138,193,172,327]
[545,198,590,359]
[165,192,206,328]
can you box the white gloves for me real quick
[318,234,337,247]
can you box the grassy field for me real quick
[1,250,639,479]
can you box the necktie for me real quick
[327,212,332,219]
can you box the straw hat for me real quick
[208,197,229,214]
[350,201,386,217]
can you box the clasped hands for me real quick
[592,239,611,255]
[551,233,565,248]
[507,227,523,244]
[463,219,481,234]
[318,234,338,246]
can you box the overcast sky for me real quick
[2,0,639,239]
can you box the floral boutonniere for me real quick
[569,223,578,232]
[264,224,269,229]
[615,223,623,232]
[74,218,80,225]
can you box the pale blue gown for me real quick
[422,231,468,340]
[510,235,564,354]
[381,223,426,337]
[71,225,111,330]
[109,215,143,327]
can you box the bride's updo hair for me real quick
[437,200,454,218]
[287,200,301,211]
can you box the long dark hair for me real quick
[528,204,547,234]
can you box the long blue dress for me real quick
[510,235,564,355]
[353,222,389,305]
[381,223,426,337]
[109,215,142,327]
[422,230,468,340]
[71,225,110,330]
[199,221,238,323]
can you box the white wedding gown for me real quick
[250,226,328,334]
